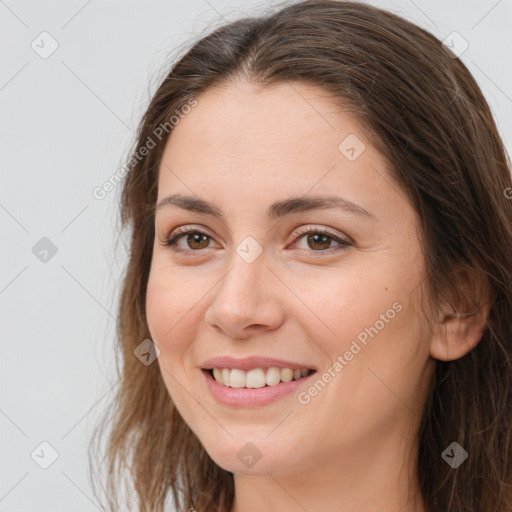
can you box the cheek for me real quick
[300,262,426,404]
[145,266,193,354]
[146,270,200,410]
[295,266,406,344]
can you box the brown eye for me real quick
[306,233,333,250]
[160,227,215,252]
[292,227,352,254]
[184,233,210,250]
[160,225,352,256]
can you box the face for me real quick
[146,80,436,478]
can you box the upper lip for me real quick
[201,356,317,372]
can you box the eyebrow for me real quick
[154,193,375,220]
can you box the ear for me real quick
[429,267,491,361]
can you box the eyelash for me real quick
[159,225,352,256]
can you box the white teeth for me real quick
[246,368,266,388]
[210,366,311,387]
[280,368,293,383]
[229,369,246,388]
[266,367,281,386]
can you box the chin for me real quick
[197,430,300,476]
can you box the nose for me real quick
[204,251,284,340]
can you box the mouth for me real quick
[201,364,318,407]
[202,367,316,389]
[200,356,318,406]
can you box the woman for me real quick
[90,1,512,511]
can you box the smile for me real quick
[209,367,312,388]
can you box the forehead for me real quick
[162,81,354,166]
[163,82,378,179]
[156,80,405,222]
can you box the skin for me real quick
[145,80,488,512]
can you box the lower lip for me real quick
[202,369,316,407]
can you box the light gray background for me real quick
[1,0,511,510]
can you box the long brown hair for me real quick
[89,1,512,510]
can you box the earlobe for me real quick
[428,268,491,362]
